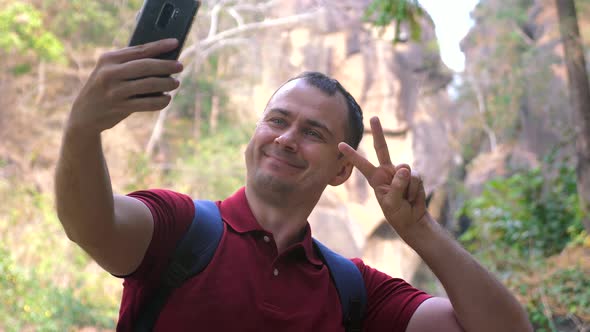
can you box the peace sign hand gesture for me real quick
[338,116,428,239]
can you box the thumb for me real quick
[414,182,427,212]
[387,168,410,206]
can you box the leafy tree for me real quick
[364,0,426,43]
[0,2,64,61]
[459,153,585,261]
[38,0,141,47]
[555,0,590,234]
[458,152,589,329]
[458,0,548,149]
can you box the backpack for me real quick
[135,200,367,332]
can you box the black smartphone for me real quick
[129,0,201,60]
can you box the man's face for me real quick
[245,79,353,199]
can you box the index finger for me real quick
[370,117,392,166]
[338,142,376,179]
[109,39,179,64]
[114,58,183,81]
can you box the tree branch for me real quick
[227,7,245,26]
[466,72,497,151]
[232,0,282,13]
[208,3,223,39]
[34,60,46,106]
[146,36,252,156]
[365,127,409,137]
[179,9,322,61]
[201,38,251,58]
[147,7,323,157]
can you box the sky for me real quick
[419,0,480,72]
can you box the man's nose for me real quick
[274,130,298,151]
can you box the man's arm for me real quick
[403,215,531,332]
[339,116,532,332]
[406,298,464,331]
[55,39,183,276]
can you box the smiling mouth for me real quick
[264,152,305,169]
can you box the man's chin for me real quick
[253,173,295,195]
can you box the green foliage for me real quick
[123,120,250,199]
[0,2,64,61]
[508,264,590,331]
[545,267,590,319]
[494,0,533,24]
[40,0,134,46]
[525,301,553,331]
[364,0,425,43]
[167,123,251,199]
[0,181,119,330]
[458,150,589,327]
[175,63,230,129]
[460,155,585,260]
[125,151,163,192]
[0,242,115,331]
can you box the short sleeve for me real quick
[352,258,432,332]
[125,189,195,281]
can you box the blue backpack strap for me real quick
[134,200,223,332]
[312,238,367,332]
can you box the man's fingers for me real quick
[389,167,411,205]
[122,94,173,113]
[407,170,422,203]
[114,58,183,81]
[370,117,392,166]
[102,39,179,64]
[114,77,180,99]
[338,142,376,179]
[395,164,411,172]
[414,183,427,213]
[394,164,410,197]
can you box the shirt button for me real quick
[263,235,271,243]
[273,268,279,276]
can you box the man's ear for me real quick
[329,159,354,186]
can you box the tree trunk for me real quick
[555,0,590,233]
[35,60,46,106]
[210,95,220,134]
[193,91,202,141]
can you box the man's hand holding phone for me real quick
[67,39,183,136]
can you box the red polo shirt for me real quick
[117,187,431,331]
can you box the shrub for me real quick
[459,155,585,261]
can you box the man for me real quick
[55,39,532,331]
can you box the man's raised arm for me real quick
[55,39,184,276]
[339,116,532,332]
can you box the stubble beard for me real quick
[245,141,304,204]
[253,170,296,197]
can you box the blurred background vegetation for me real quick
[0,0,589,331]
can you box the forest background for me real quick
[0,0,589,331]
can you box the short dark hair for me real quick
[283,71,364,150]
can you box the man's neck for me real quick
[244,186,320,253]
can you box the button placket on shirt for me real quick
[259,233,283,311]
[261,234,280,278]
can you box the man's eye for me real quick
[269,118,285,125]
[304,129,321,138]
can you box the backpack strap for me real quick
[313,239,367,332]
[134,200,223,332]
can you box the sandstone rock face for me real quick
[227,1,454,283]
[460,0,589,196]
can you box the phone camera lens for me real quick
[156,3,175,29]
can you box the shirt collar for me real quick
[220,187,324,267]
